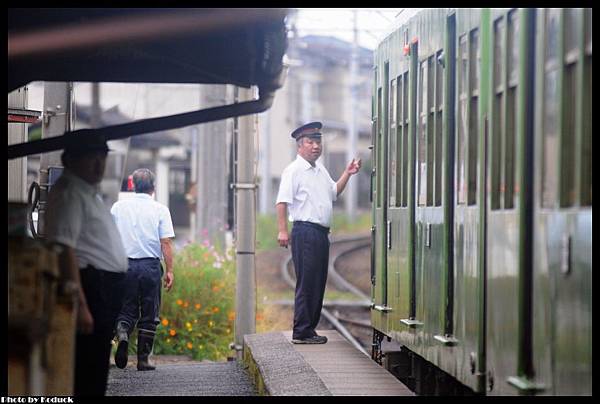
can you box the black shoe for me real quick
[115,339,129,369]
[292,335,328,344]
[114,322,129,369]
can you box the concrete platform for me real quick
[244,330,413,396]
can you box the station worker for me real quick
[275,121,361,344]
[111,168,175,371]
[45,135,128,396]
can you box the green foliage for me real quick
[153,241,236,361]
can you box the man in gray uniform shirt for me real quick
[46,135,128,396]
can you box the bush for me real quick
[153,241,236,361]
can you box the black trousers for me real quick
[116,258,162,334]
[74,266,126,396]
[291,221,330,340]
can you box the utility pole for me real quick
[233,86,257,360]
[195,84,228,248]
[258,109,271,214]
[345,10,359,222]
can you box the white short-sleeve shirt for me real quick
[45,169,128,273]
[276,155,337,227]
[111,193,175,259]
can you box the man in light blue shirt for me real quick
[111,168,175,371]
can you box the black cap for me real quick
[63,133,112,156]
[291,121,322,140]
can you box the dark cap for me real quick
[63,133,112,156]
[291,121,322,140]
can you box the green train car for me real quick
[370,8,591,395]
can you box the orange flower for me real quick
[183,301,189,308]
[227,311,235,321]
[176,299,183,306]
[195,303,202,310]
[256,313,264,322]
[212,285,220,292]
[212,307,220,313]
[169,329,177,336]
[161,318,169,326]
[187,342,193,349]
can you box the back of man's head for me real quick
[132,168,155,194]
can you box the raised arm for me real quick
[336,158,362,196]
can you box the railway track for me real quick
[279,235,372,355]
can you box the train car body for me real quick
[370,8,591,395]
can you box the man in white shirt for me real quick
[45,135,128,396]
[275,121,361,344]
[111,168,174,371]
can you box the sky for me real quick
[292,8,405,50]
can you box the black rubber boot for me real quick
[114,321,129,369]
[137,331,156,371]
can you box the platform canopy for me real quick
[7,8,289,159]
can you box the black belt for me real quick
[80,265,125,278]
[128,257,160,261]
[293,221,330,233]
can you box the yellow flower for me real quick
[226,328,231,334]
[166,338,171,344]
[208,321,214,327]
[176,299,183,306]
[187,342,193,349]
[161,318,169,326]
[186,322,192,328]
[194,319,198,323]
[169,329,177,336]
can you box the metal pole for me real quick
[259,109,272,214]
[234,86,257,360]
[345,10,359,222]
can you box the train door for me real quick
[371,60,390,334]
[411,10,451,366]
[452,9,486,393]
[531,8,592,395]
[386,32,413,343]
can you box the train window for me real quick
[491,17,504,210]
[427,56,435,206]
[434,49,444,207]
[545,9,561,69]
[564,9,579,63]
[504,13,518,209]
[541,76,559,207]
[418,60,428,206]
[401,71,410,207]
[457,34,468,205]
[376,87,382,208]
[561,63,577,207]
[581,9,592,206]
[389,78,398,207]
[507,10,519,87]
[395,76,403,208]
[468,28,479,206]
